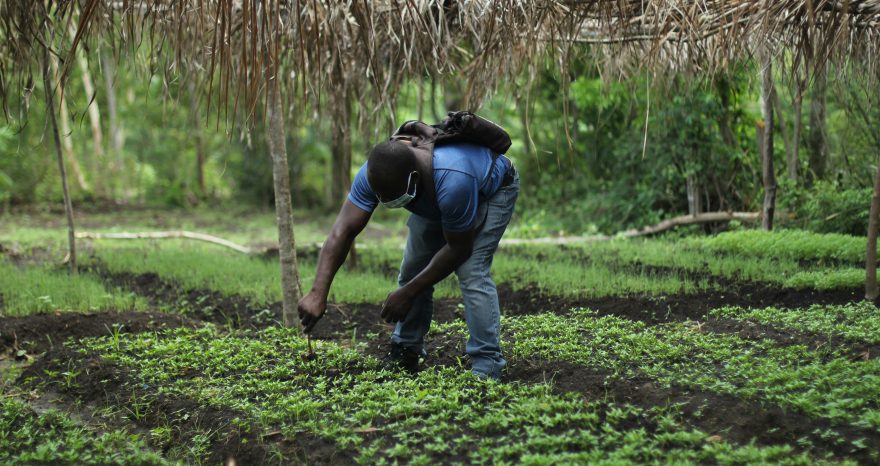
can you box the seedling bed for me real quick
[16,328,840,465]
[20,347,347,465]
[0,311,198,355]
[504,359,880,464]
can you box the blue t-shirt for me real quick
[348,143,512,232]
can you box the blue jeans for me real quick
[391,174,519,379]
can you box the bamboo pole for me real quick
[43,49,77,274]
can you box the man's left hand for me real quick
[381,287,415,323]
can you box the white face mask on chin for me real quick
[380,171,418,209]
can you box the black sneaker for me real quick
[380,343,421,374]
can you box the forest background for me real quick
[1,51,877,238]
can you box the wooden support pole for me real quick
[866,156,880,300]
[759,48,777,231]
[43,48,77,274]
[267,73,302,327]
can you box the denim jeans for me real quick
[391,174,519,379]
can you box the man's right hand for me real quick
[297,292,327,333]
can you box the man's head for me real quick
[367,141,420,208]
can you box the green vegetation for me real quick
[0,260,148,317]
[476,310,880,434]
[2,214,877,463]
[89,243,459,304]
[688,230,870,263]
[493,250,706,297]
[72,327,835,465]
[711,302,880,345]
[501,235,866,290]
[0,207,362,249]
[0,397,172,465]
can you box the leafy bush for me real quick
[779,179,872,235]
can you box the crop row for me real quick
[500,237,864,290]
[0,397,170,465]
[433,310,880,454]
[68,327,832,465]
[710,302,880,345]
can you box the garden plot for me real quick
[1,228,878,464]
[20,328,841,465]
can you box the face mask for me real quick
[380,171,418,209]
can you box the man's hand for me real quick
[381,287,415,323]
[298,292,327,333]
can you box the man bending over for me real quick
[297,131,518,380]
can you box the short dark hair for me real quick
[366,141,416,195]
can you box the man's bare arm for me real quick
[299,200,371,330]
[380,228,476,322]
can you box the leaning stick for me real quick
[75,231,252,254]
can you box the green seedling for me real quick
[301,334,317,361]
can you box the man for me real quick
[297,129,519,380]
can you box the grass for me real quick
[501,235,867,290]
[72,326,835,465]
[0,260,148,317]
[91,240,707,307]
[89,242,460,304]
[0,206,405,250]
[686,229,870,263]
[493,251,705,297]
[0,397,172,465]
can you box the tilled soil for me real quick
[504,358,880,464]
[4,265,877,464]
[0,311,200,354]
[20,347,356,466]
[88,267,878,361]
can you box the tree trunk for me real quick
[519,97,534,158]
[329,89,359,268]
[267,79,302,327]
[716,77,737,147]
[866,155,880,300]
[51,57,89,193]
[759,51,777,231]
[430,77,441,123]
[807,63,829,183]
[188,79,206,197]
[789,94,803,181]
[76,50,104,196]
[686,174,701,216]
[330,91,352,206]
[771,84,793,181]
[102,51,125,198]
[44,49,77,274]
[417,76,425,122]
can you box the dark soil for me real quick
[497,281,865,322]
[20,348,355,466]
[90,266,878,361]
[504,359,880,464]
[0,311,199,354]
[93,268,282,329]
[493,282,880,359]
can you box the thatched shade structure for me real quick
[2,0,879,318]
